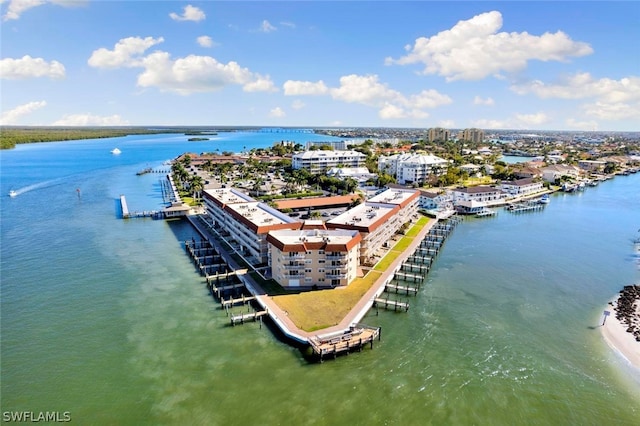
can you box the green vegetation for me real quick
[273,271,382,332]
[0,127,183,149]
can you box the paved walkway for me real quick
[187,215,440,344]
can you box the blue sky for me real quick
[1,1,638,131]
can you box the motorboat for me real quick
[538,194,550,204]
[8,190,17,197]
[111,148,122,155]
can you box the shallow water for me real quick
[1,133,639,425]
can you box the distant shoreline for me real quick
[601,287,640,369]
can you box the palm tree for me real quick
[189,175,204,200]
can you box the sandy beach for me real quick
[601,288,640,369]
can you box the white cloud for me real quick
[379,103,407,119]
[473,96,494,106]
[582,101,640,121]
[511,73,640,122]
[88,36,274,95]
[291,100,305,110]
[169,5,205,22]
[511,73,640,103]
[566,118,598,131]
[283,80,329,95]
[280,21,296,29]
[196,36,217,48]
[259,20,277,33]
[386,11,592,81]
[52,113,129,126]
[243,76,277,92]
[269,107,286,118]
[0,100,46,125]
[136,51,275,95]
[88,36,164,69]
[284,74,450,120]
[330,74,451,119]
[331,74,397,105]
[514,112,549,126]
[472,111,549,129]
[2,0,81,21]
[438,119,456,128]
[0,55,65,79]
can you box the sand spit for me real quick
[602,285,640,369]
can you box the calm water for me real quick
[1,132,639,425]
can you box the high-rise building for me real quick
[461,128,485,143]
[427,127,451,142]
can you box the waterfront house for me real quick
[540,164,581,183]
[449,185,505,204]
[500,178,544,198]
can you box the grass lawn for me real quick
[269,217,430,332]
[462,176,494,186]
[272,271,382,332]
[405,216,429,237]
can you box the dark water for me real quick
[1,133,639,425]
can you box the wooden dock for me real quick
[230,310,268,326]
[308,325,381,362]
[374,298,409,312]
[221,295,256,309]
[385,283,419,296]
[210,282,245,298]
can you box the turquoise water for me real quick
[1,132,639,425]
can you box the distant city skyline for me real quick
[1,1,638,131]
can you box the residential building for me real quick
[378,153,448,185]
[461,128,485,143]
[292,150,366,172]
[540,164,581,183]
[267,228,361,288]
[500,178,544,198]
[327,188,419,262]
[577,160,606,173]
[202,188,301,263]
[449,185,504,203]
[326,167,376,185]
[427,127,451,142]
[306,140,349,150]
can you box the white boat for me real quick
[111,148,121,155]
[538,194,550,204]
[8,190,17,197]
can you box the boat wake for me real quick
[8,176,68,197]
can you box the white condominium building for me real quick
[267,228,361,288]
[378,153,448,185]
[292,150,366,172]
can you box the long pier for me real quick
[119,195,163,219]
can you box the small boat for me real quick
[111,148,122,155]
[8,190,17,197]
[538,194,550,204]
